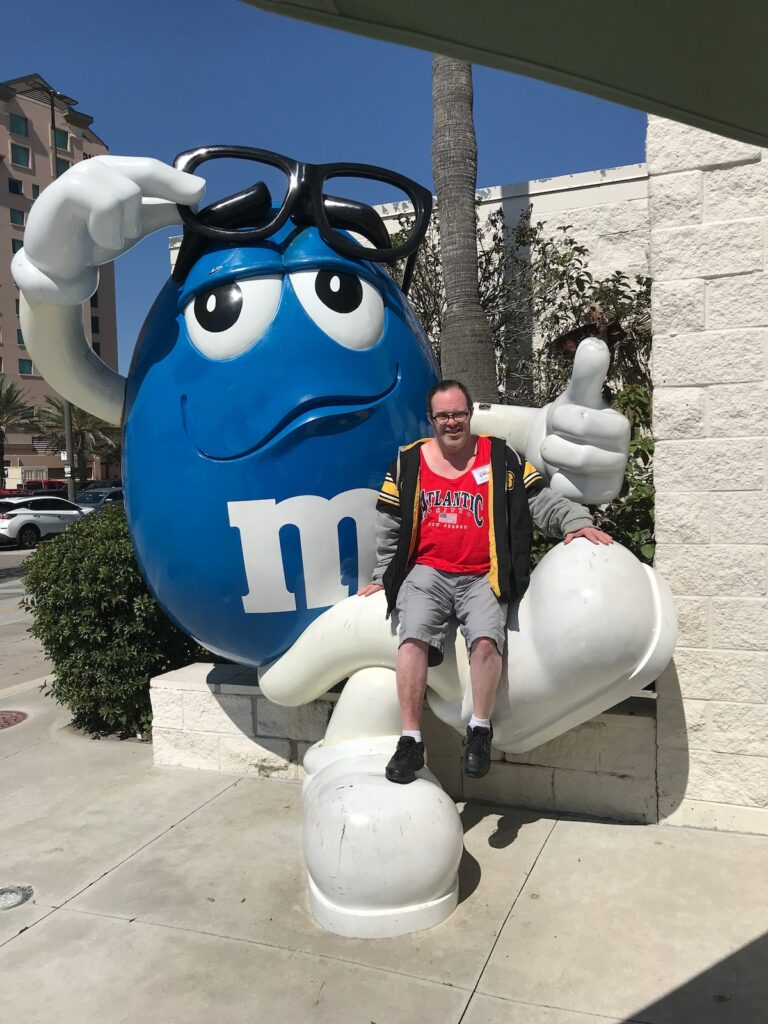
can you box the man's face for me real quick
[429,386,472,454]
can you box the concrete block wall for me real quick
[424,697,656,824]
[489,164,650,283]
[151,664,334,781]
[151,664,657,824]
[648,116,768,835]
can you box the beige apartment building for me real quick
[0,73,118,489]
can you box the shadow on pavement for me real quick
[621,930,768,1024]
[0,563,26,583]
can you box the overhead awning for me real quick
[242,0,768,148]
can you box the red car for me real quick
[19,480,68,494]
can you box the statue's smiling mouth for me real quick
[182,367,400,461]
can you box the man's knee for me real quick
[398,637,430,659]
[470,636,501,660]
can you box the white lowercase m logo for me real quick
[228,489,377,613]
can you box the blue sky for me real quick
[8,0,646,370]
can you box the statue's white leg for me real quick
[302,669,464,939]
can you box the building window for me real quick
[0,357,3,373]
[91,316,100,334]
[31,184,40,199]
[55,156,70,177]
[18,359,33,376]
[90,292,99,308]
[54,128,69,150]
[11,239,23,254]
[10,208,24,227]
[92,341,101,357]
[17,329,25,346]
[8,178,23,195]
[11,143,31,168]
[9,114,29,137]
[15,299,20,315]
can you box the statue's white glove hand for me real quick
[526,337,630,505]
[11,155,205,306]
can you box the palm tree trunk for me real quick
[432,55,497,401]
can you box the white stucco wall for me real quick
[375,163,650,286]
[648,116,768,835]
[477,164,650,282]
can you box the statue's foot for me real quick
[302,737,463,938]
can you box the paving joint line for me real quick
[455,815,657,1024]
[0,906,59,952]
[456,814,560,1024]
[471,992,655,1024]
[0,738,48,763]
[0,778,242,951]
[60,905,477,992]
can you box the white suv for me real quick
[0,496,85,549]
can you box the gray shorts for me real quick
[395,563,508,666]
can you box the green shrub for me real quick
[22,506,208,738]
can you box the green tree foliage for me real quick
[22,507,207,737]
[0,375,31,483]
[34,397,121,487]
[389,205,655,563]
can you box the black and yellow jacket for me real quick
[372,436,593,614]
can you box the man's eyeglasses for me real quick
[173,146,433,294]
[431,411,470,424]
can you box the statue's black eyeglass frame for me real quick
[174,146,432,294]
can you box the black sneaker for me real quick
[463,723,493,778]
[385,736,425,784]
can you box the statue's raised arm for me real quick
[11,156,206,425]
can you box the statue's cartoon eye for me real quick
[290,269,384,350]
[183,277,282,360]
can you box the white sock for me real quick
[402,729,422,742]
[469,715,490,730]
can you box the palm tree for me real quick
[0,376,31,487]
[431,55,497,401]
[35,398,121,489]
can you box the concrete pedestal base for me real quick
[150,663,658,824]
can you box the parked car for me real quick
[0,496,85,549]
[18,479,68,494]
[75,487,124,513]
[81,478,122,490]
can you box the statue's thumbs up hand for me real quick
[529,338,630,505]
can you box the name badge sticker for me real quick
[472,464,490,485]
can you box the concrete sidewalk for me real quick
[1,681,766,1024]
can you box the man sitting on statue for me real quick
[358,378,613,784]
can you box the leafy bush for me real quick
[23,506,208,738]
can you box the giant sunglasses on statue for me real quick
[173,145,432,264]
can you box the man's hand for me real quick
[564,527,614,545]
[358,583,385,597]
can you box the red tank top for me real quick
[415,435,491,574]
